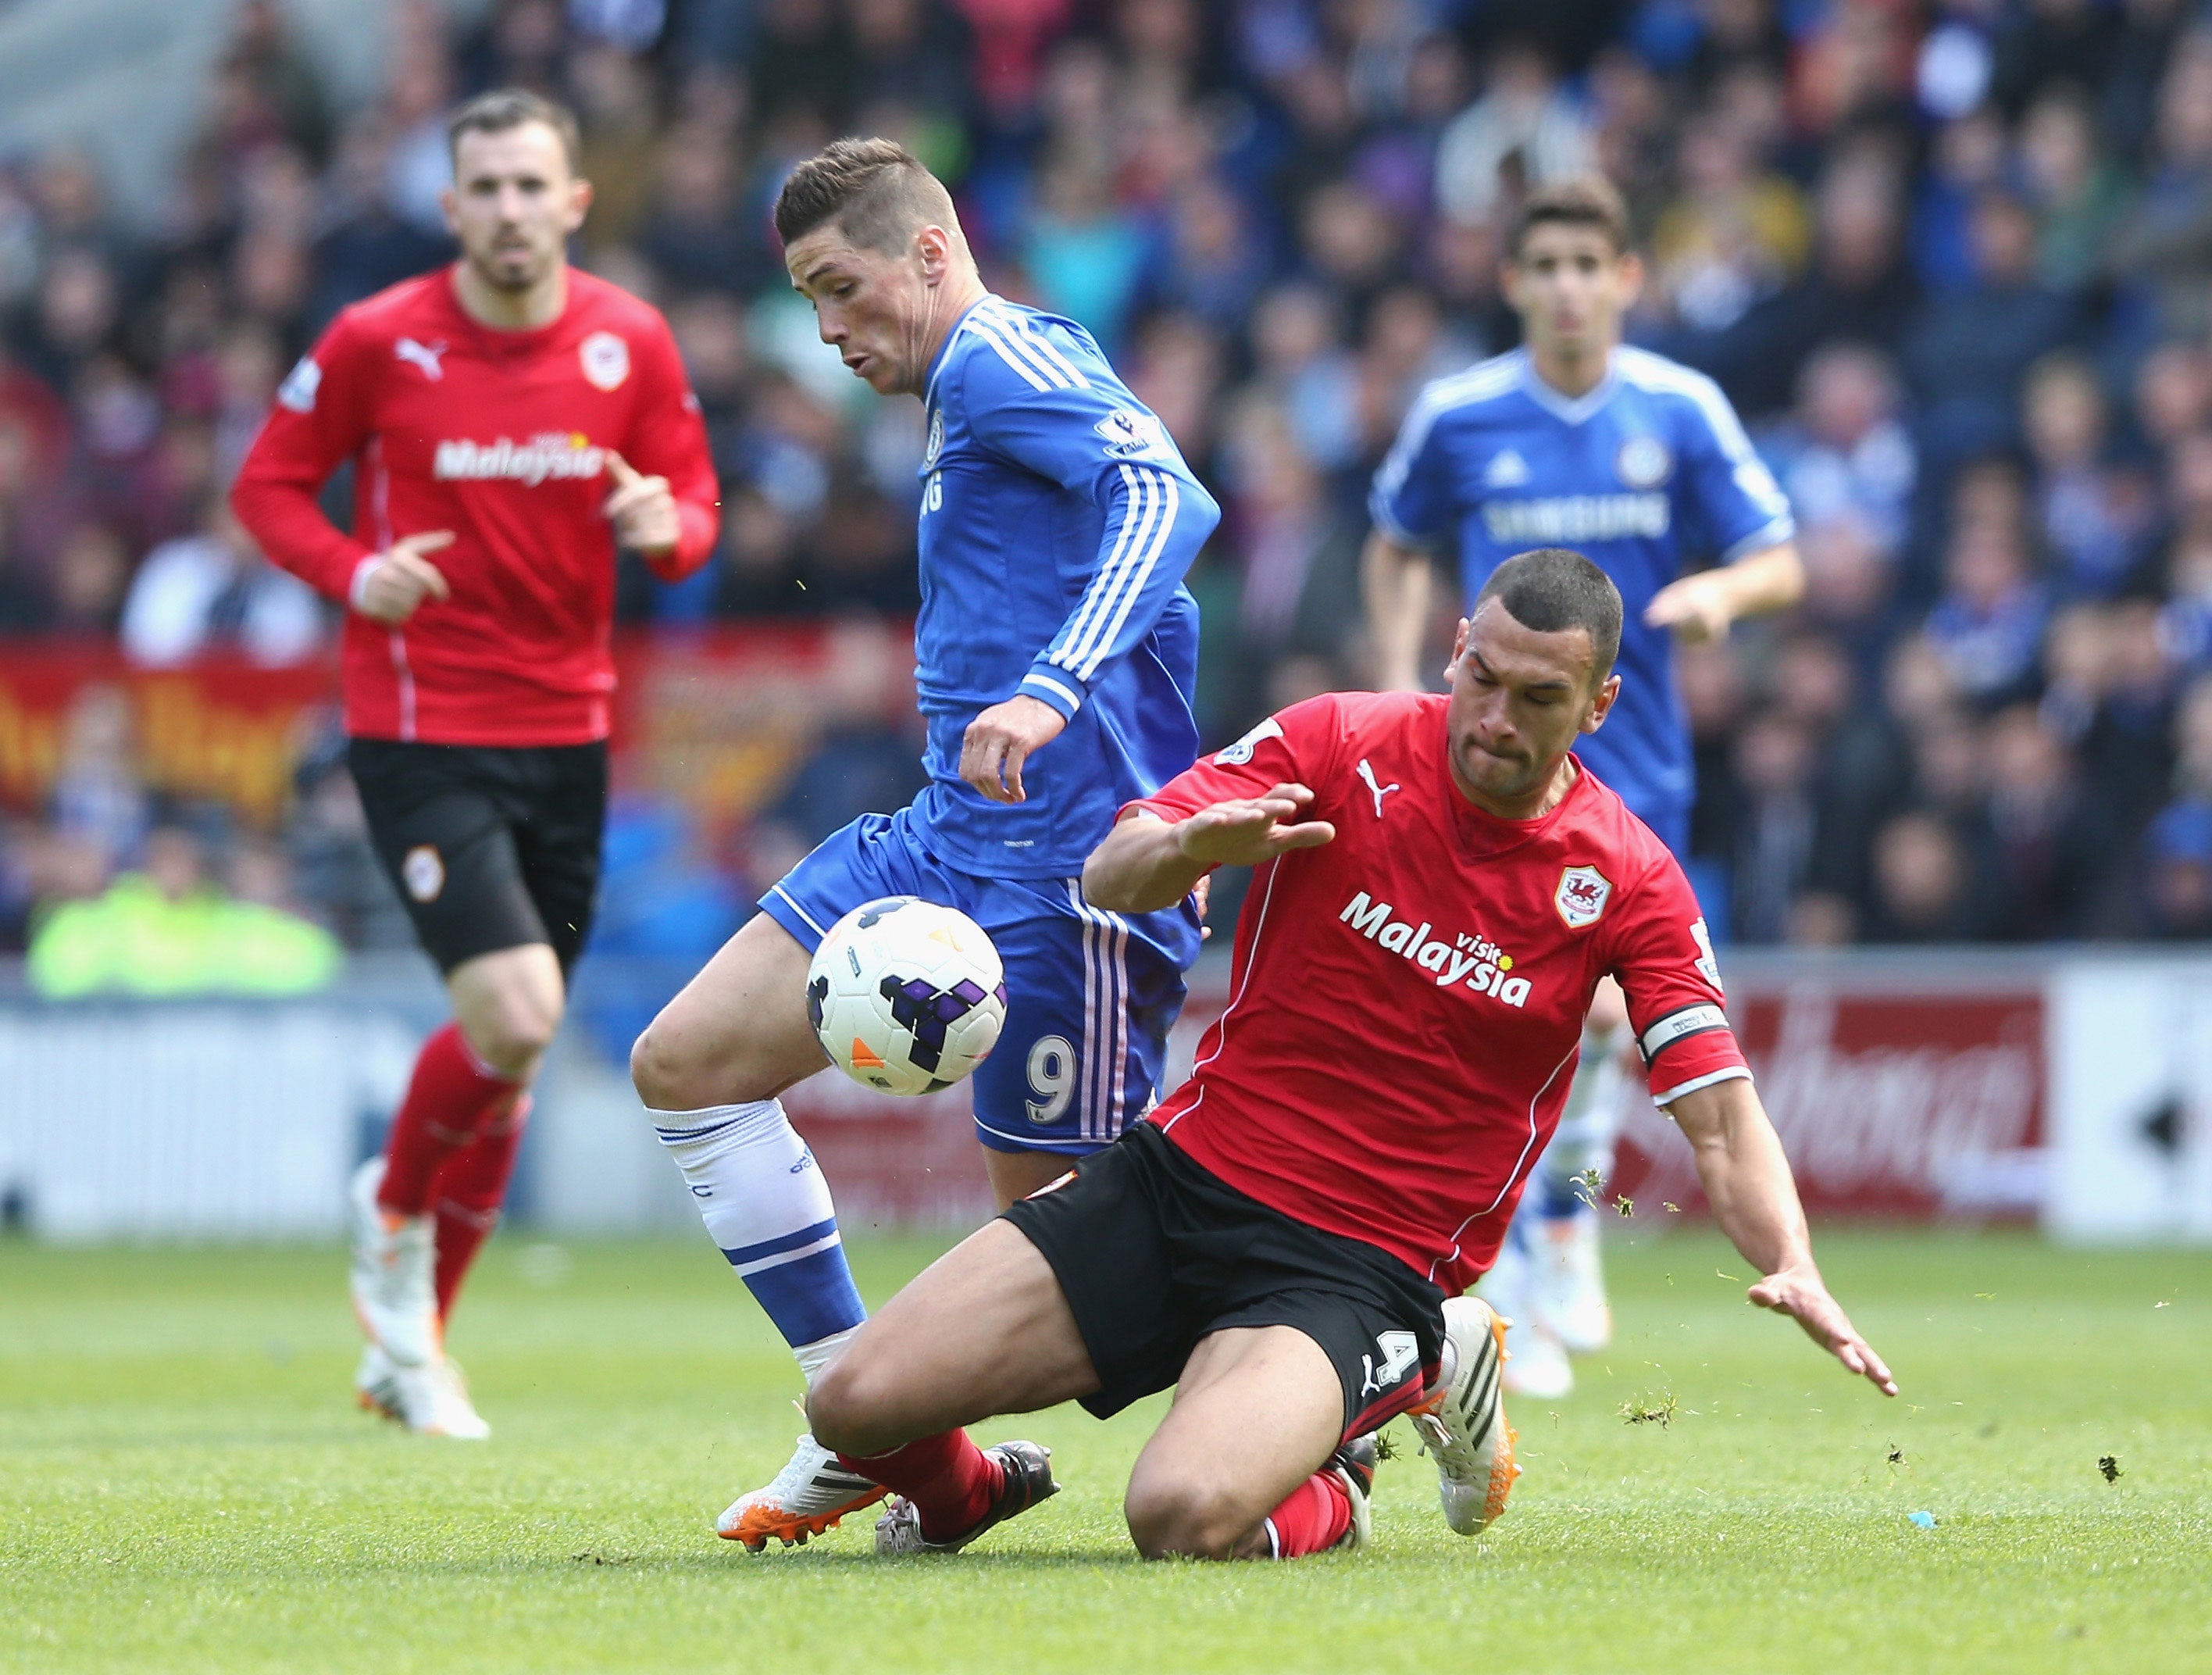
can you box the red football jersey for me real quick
[232,267,719,745]
[1135,691,1748,1295]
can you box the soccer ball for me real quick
[806,897,1008,1095]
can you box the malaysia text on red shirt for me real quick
[1133,690,1750,1296]
[232,267,719,745]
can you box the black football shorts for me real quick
[347,738,607,977]
[1001,1120,1446,1442]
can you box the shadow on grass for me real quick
[646,1548,1151,1572]
[41,1538,1173,1582]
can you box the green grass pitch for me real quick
[3,1228,2207,1673]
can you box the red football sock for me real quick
[1261,1470,1352,1559]
[837,1430,1003,1543]
[430,1093,530,1323]
[378,1023,519,1216]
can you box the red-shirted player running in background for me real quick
[797,548,1892,1561]
[232,90,719,1437]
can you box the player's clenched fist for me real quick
[352,530,455,624]
[602,451,680,555]
[960,694,1066,804]
[1174,783,1336,869]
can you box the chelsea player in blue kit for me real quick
[628,139,1219,1547]
[1364,177,1802,1398]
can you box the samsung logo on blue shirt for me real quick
[1481,495,1670,544]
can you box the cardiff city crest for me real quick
[1554,864,1612,930]
[580,330,630,391]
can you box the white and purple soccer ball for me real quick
[806,896,1008,1095]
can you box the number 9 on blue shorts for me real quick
[760,808,1200,1154]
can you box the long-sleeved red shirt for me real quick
[232,266,719,745]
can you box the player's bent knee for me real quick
[627,1016,683,1107]
[803,1355,908,1459]
[464,1002,561,1080]
[629,1011,725,1110]
[1125,1477,1248,1562]
[498,1005,561,1062]
[629,998,791,1111]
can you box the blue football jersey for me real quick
[907,295,1218,880]
[1369,346,1794,827]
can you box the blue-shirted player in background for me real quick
[630,139,1218,1548]
[1363,176,1802,1398]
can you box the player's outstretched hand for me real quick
[602,452,680,555]
[1643,571,1734,644]
[1747,1266,1898,1397]
[961,695,1068,803]
[355,530,455,624]
[1174,783,1336,870]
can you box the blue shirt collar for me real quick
[924,295,992,405]
[1516,347,1620,426]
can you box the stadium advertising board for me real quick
[2046,958,2212,1243]
[7,951,2211,1239]
[1610,976,2047,1222]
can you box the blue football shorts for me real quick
[759,807,1201,1155]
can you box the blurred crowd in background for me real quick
[9,0,2212,984]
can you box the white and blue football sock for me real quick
[1534,1020,1632,1218]
[650,1099,867,1383]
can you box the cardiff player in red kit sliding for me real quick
[800,548,1893,1559]
[232,90,718,1435]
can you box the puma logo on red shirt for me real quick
[1355,757,1400,818]
[395,338,448,380]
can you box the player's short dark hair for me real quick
[773,137,958,254]
[448,88,582,176]
[1509,176,1632,258]
[1475,548,1623,687]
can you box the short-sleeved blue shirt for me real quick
[1369,346,1794,830]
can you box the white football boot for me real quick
[347,1158,437,1370]
[355,1342,491,1438]
[1529,1204,1613,1354]
[355,1342,404,1422]
[1481,1219,1575,1399]
[411,1355,491,1439]
[719,1432,887,1551]
[1409,1295,1521,1535]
